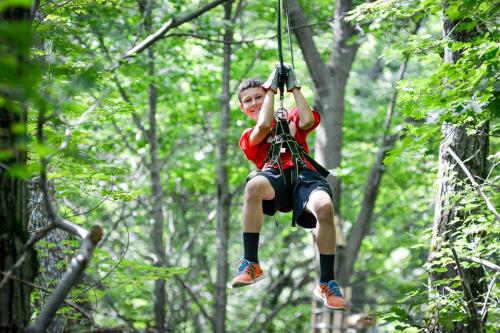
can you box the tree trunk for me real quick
[288,0,359,284]
[337,42,417,284]
[428,123,489,333]
[428,121,489,333]
[323,0,360,217]
[214,2,233,332]
[27,180,68,333]
[144,2,167,332]
[288,1,359,331]
[0,5,37,332]
[288,0,359,217]
[337,134,399,287]
[427,4,489,332]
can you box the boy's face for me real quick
[239,87,265,121]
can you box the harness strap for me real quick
[299,147,330,178]
[267,115,326,185]
[264,110,330,228]
[268,114,330,179]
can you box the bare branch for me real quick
[28,225,103,333]
[61,197,109,220]
[70,218,129,301]
[449,241,482,331]
[69,91,110,128]
[231,0,244,22]
[448,148,500,222]
[461,257,500,273]
[162,32,276,45]
[121,18,175,60]
[40,176,78,236]
[119,0,230,61]
[481,273,497,322]
[178,209,217,255]
[130,0,152,47]
[33,0,74,30]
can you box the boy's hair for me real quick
[237,77,264,102]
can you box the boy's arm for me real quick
[286,66,314,130]
[292,88,314,130]
[249,90,275,145]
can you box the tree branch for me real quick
[481,273,497,323]
[462,256,500,273]
[449,241,482,331]
[162,32,276,45]
[119,0,230,61]
[448,147,500,222]
[28,225,103,333]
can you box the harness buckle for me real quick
[275,107,288,120]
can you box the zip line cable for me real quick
[276,0,295,70]
[284,0,295,69]
[277,0,285,98]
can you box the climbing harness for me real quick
[266,0,329,185]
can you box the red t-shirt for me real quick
[239,108,320,170]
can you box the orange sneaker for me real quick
[231,258,265,288]
[313,280,347,310]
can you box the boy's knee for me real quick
[309,191,334,223]
[245,176,271,200]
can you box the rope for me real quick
[276,0,295,103]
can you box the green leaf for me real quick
[0,0,33,12]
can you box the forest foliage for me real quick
[1,0,498,332]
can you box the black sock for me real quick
[319,254,335,283]
[243,232,259,263]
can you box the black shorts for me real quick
[247,167,333,229]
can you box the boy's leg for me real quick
[242,175,275,233]
[241,175,275,262]
[232,175,275,288]
[305,189,346,309]
[306,190,336,254]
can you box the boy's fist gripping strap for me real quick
[285,66,301,92]
[262,66,280,93]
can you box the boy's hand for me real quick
[262,66,280,93]
[285,66,301,92]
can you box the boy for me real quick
[232,64,346,310]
